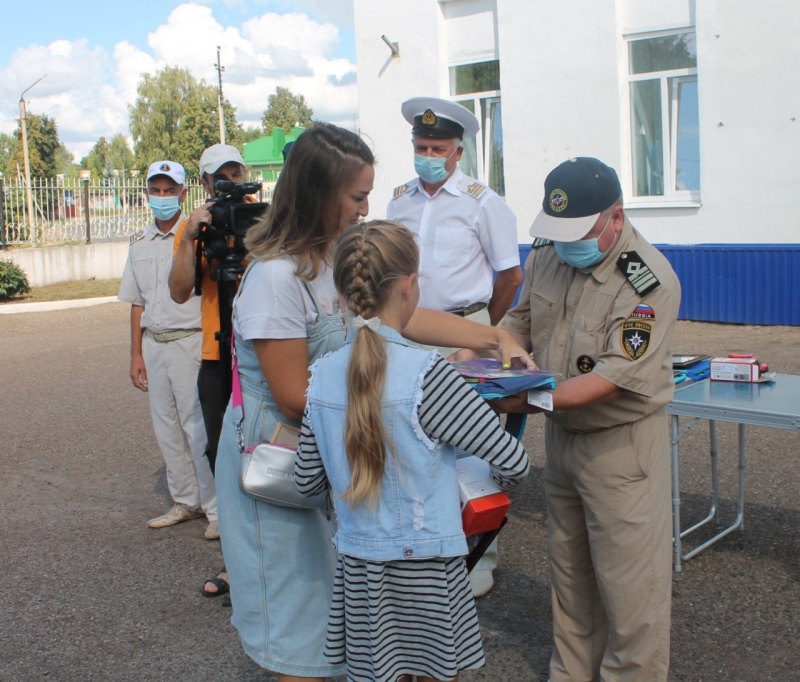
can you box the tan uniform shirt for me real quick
[503,218,681,433]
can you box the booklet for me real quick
[449,358,558,399]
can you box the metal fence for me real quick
[0,175,273,247]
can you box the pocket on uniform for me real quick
[433,226,469,265]
[529,292,556,353]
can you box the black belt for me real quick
[447,302,487,317]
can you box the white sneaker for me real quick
[469,569,495,598]
[205,520,220,540]
[147,505,204,529]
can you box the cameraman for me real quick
[170,144,256,473]
[170,144,257,599]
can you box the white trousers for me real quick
[142,333,217,521]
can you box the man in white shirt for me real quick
[119,161,217,539]
[387,97,523,597]
[387,96,522,334]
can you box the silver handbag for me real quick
[238,442,326,509]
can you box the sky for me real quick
[0,0,357,161]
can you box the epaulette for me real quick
[463,181,487,199]
[616,250,661,296]
[129,229,146,245]
[531,238,552,249]
[392,183,411,199]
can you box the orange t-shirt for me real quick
[173,218,222,360]
[173,195,260,360]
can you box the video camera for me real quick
[206,180,268,238]
[194,179,269,295]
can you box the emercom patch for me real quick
[621,320,652,360]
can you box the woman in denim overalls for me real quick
[216,124,534,682]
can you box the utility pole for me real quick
[215,46,226,145]
[19,75,47,246]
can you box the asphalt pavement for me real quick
[1,302,798,681]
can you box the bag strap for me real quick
[230,261,258,453]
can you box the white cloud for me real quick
[0,2,357,162]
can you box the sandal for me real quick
[201,575,230,598]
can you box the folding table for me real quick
[668,374,800,572]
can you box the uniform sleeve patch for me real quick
[621,320,652,360]
[629,303,656,320]
[617,251,660,296]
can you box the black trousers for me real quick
[197,360,229,474]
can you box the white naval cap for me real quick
[401,96,480,139]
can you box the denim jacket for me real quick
[306,326,468,561]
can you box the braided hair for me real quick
[333,220,419,507]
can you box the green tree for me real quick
[241,126,264,144]
[108,134,136,176]
[128,66,198,169]
[261,87,313,133]
[0,132,18,177]
[173,86,242,175]
[10,112,61,178]
[54,143,79,179]
[84,136,111,179]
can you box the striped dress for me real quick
[297,356,530,682]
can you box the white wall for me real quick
[354,0,448,215]
[1,241,129,288]
[354,0,800,245]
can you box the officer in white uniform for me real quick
[387,96,522,334]
[119,161,217,538]
[387,97,524,598]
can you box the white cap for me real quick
[199,144,245,177]
[401,96,480,139]
[146,161,185,185]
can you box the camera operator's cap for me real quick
[146,161,185,185]
[199,144,245,177]
[401,96,480,139]
[529,157,622,242]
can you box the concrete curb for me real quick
[0,296,122,314]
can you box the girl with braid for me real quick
[296,221,531,682]
[217,125,530,681]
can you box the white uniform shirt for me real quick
[118,218,201,332]
[386,167,519,311]
[234,258,340,341]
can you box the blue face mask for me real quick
[148,195,181,221]
[414,146,458,184]
[554,214,613,269]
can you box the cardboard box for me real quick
[456,456,511,536]
[710,357,760,382]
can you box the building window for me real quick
[628,31,699,201]
[450,60,505,196]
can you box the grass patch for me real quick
[0,278,121,304]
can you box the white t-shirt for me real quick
[233,258,339,341]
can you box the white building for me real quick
[353,0,800,325]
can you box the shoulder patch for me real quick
[129,229,145,245]
[616,251,660,296]
[629,303,656,320]
[531,238,553,249]
[464,181,487,199]
[393,183,411,199]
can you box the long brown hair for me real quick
[245,122,375,280]
[333,221,420,507]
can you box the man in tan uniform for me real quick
[495,157,680,681]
